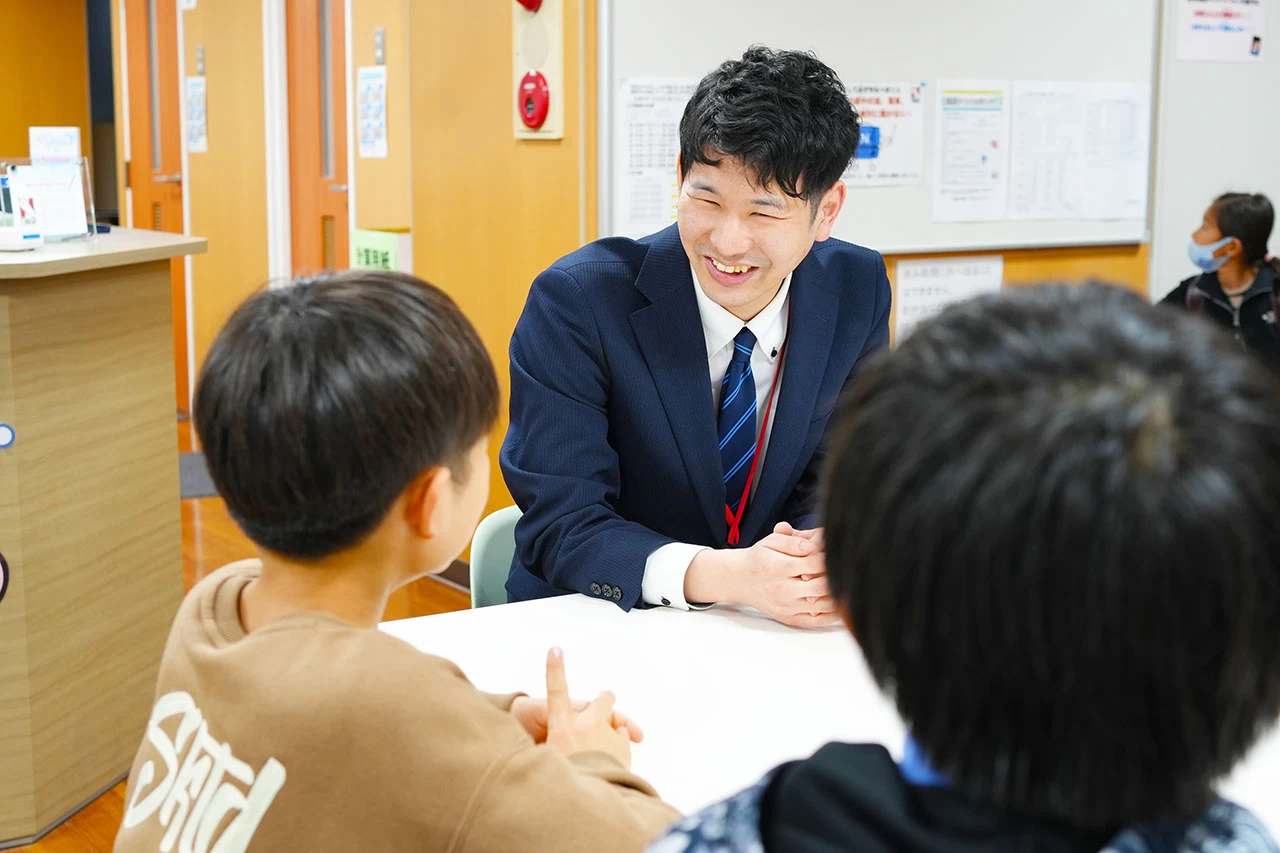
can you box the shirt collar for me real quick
[691,266,792,364]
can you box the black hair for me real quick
[821,283,1280,828]
[193,271,498,560]
[678,46,860,213]
[1212,192,1279,282]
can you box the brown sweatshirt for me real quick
[113,561,680,852]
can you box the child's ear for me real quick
[404,466,451,540]
[840,604,859,644]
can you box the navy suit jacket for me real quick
[500,224,891,609]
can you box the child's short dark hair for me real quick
[821,283,1280,827]
[194,271,498,560]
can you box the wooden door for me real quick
[125,0,188,413]
[287,0,349,274]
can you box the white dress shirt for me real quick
[640,269,792,610]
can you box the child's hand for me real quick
[542,647,641,769]
[510,694,644,745]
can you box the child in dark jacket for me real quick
[652,284,1280,853]
[1161,192,1279,373]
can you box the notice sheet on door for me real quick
[186,76,208,153]
[357,66,389,159]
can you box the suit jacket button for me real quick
[601,584,613,598]
[612,588,622,601]
[590,583,602,595]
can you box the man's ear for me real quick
[403,466,451,540]
[813,181,848,242]
[676,153,684,186]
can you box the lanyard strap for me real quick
[724,306,790,546]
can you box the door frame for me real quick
[176,0,195,408]
[266,0,358,285]
[118,0,195,412]
[342,0,357,255]
[265,0,294,284]
[284,0,353,277]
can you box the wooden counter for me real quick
[0,228,206,847]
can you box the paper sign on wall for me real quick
[357,66,389,159]
[186,76,208,153]
[29,127,82,163]
[613,78,697,238]
[894,256,1003,342]
[351,229,400,270]
[932,81,1012,223]
[1177,0,1265,62]
[844,83,925,187]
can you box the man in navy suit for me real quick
[501,47,891,626]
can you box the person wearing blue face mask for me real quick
[1161,192,1280,372]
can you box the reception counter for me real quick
[0,229,206,846]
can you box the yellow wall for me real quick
[411,0,596,516]
[182,0,269,370]
[0,1,90,159]
[1001,244,1150,292]
[352,0,411,231]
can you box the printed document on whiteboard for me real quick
[1010,82,1151,221]
[844,82,926,187]
[613,78,697,238]
[932,81,1012,223]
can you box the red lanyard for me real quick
[724,307,790,546]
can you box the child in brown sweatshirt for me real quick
[114,271,680,853]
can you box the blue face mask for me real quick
[1188,236,1236,273]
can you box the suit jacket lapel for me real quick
[743,250,838,542]
[628,226,727,541]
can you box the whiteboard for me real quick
[599,0,1160,254]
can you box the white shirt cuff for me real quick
[642,543,713,610]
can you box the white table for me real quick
[381,595,1280,834]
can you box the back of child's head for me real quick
[194,271,498,560]
[821,283,1280,828]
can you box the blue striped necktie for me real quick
[719,328,758,517]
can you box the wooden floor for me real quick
[14,420,471,852]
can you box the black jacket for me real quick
[1160,268,1279,372]
[649,742,1277,852]
[761,744,1114,853]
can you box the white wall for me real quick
[1149,0,1280,299]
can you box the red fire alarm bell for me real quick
[516,0,543,11]
[518,70,550,129]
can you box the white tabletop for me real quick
[381,595,1280,833]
